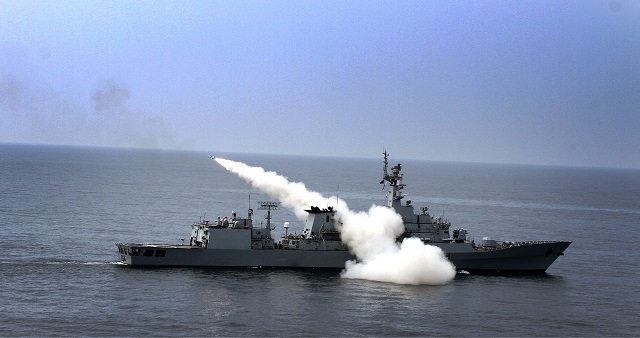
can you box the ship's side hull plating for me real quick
[117,244,354,268]
[117,241,571,273]
[436,241,571,273]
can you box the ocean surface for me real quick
[1,143,639,336]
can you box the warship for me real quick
[116,152,571,273]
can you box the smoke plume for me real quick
[214,157,456,285]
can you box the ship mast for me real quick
[259,202,280,230]
[380,150,405,208]
[381,150,389,186]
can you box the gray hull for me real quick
[116,241,571,273]
[117,244,354,268]
[437,241,571,273]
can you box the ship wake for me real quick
[214,158,456,285]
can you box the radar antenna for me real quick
[380,151,407,207]
[259,202,280,230]
[381,149,389,188]
[380,150,404,188]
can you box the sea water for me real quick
[1,143,638,336]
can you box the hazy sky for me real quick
[1,0,639,168]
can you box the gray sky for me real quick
[1,0,639,168]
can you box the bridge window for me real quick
[155,250,166,257]
[142,249,154,257]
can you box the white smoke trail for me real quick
[215,158,329,220]
[214,157,456,285]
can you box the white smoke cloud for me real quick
[214,157,456,285]
[341,237,457,285]
[337,205,404,259]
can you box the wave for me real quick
[0,259,118,266]
[421,197,640,215]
